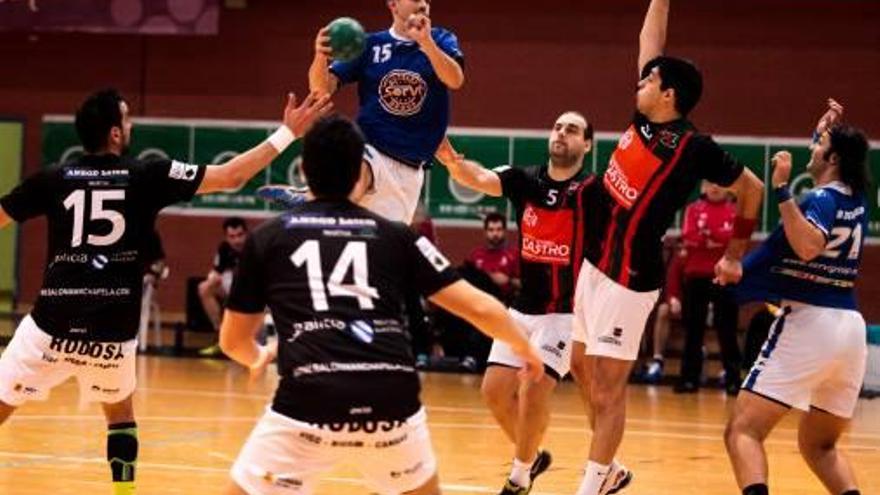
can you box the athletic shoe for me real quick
[198,343,222,357]
[498,479,530,495]
[256,185,308,209]
[643,358,664,384]
[497,451,552,495]
[599,461,633,495]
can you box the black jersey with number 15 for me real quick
[0,155,206,342]
[227,200,461,424]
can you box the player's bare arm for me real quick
[714,166,764,285]
[198,93,332,194]
[309,26,341,96]
[434,138,502,196]
[771,151,827,260]
[0,206,11,229]
[219,310,276,379]
[638,0,670,76]
[407,14,464,90]
[429,280,543,382]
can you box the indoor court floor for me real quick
[0,356,877,495]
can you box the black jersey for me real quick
[584,112,744,291]
[497,165,595,314]
[0,154,205,341]
[212,242,240,274]
[227,200,460,423]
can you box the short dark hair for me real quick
[483,212,506,230]
[75,89,125,153]
[302,115,365,200]
[826,124,871,194]
[642,56,703,117]
[222,217,247,231]
[566,111,594,142]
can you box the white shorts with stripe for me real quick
[743,301,867,418]
[231,407,436,495]
[358,145,425,225]
[572,259,659,360]
[0,314,137,406]
[487,309,573,379]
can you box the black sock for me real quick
[841,491,860,495]
[743,483,769,495]
[107,422,138,483]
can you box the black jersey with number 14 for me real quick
[0,154,206,342]
[227,200,461,424]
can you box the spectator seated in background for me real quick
[675,181,743,395]
[198,217,248,356]
[466,212,520,305]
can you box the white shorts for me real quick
[487,309,573,379]
[0,315,137,406]
[572,260,660,361]
[358,145,425,224]
[231,407,436,495]
[743,302,867,419]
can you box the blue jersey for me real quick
[330,27,464,167]
[737,182,867,310]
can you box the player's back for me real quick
[233,199,457,423]
[1,154,204,342]
[740,183,867,310]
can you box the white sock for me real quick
[509,457,534,487]
[575,461,610,495]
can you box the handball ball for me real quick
[328,17,366,63]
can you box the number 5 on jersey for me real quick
[291,240,380,311]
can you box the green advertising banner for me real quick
[0,120,23,311]
[42,116,880,238]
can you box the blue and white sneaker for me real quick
[256,185,309,209]
[643,358,664,384]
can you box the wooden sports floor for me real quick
[0,356,877,495]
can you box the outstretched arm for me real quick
[197,93,332,194]
[434,137,502,196]
[429,280,542,382]
[638,0,670,76]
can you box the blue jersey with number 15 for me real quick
[330,28,464,166]
[737,182,867,310]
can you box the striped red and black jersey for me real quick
[582,113,744,292]
[497,165,595,314]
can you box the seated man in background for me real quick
[467,212,520,305]
[199,217,248,356]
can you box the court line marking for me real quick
[0,451,565,495]
[6,415,878,451]
[129,387,880,441]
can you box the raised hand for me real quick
[314,26,333,60]
[770,150,793,188]
[815,98,844,137]
[406,13,432,47]
[282,92,334,137]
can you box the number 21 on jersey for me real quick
[291,240,380,311]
